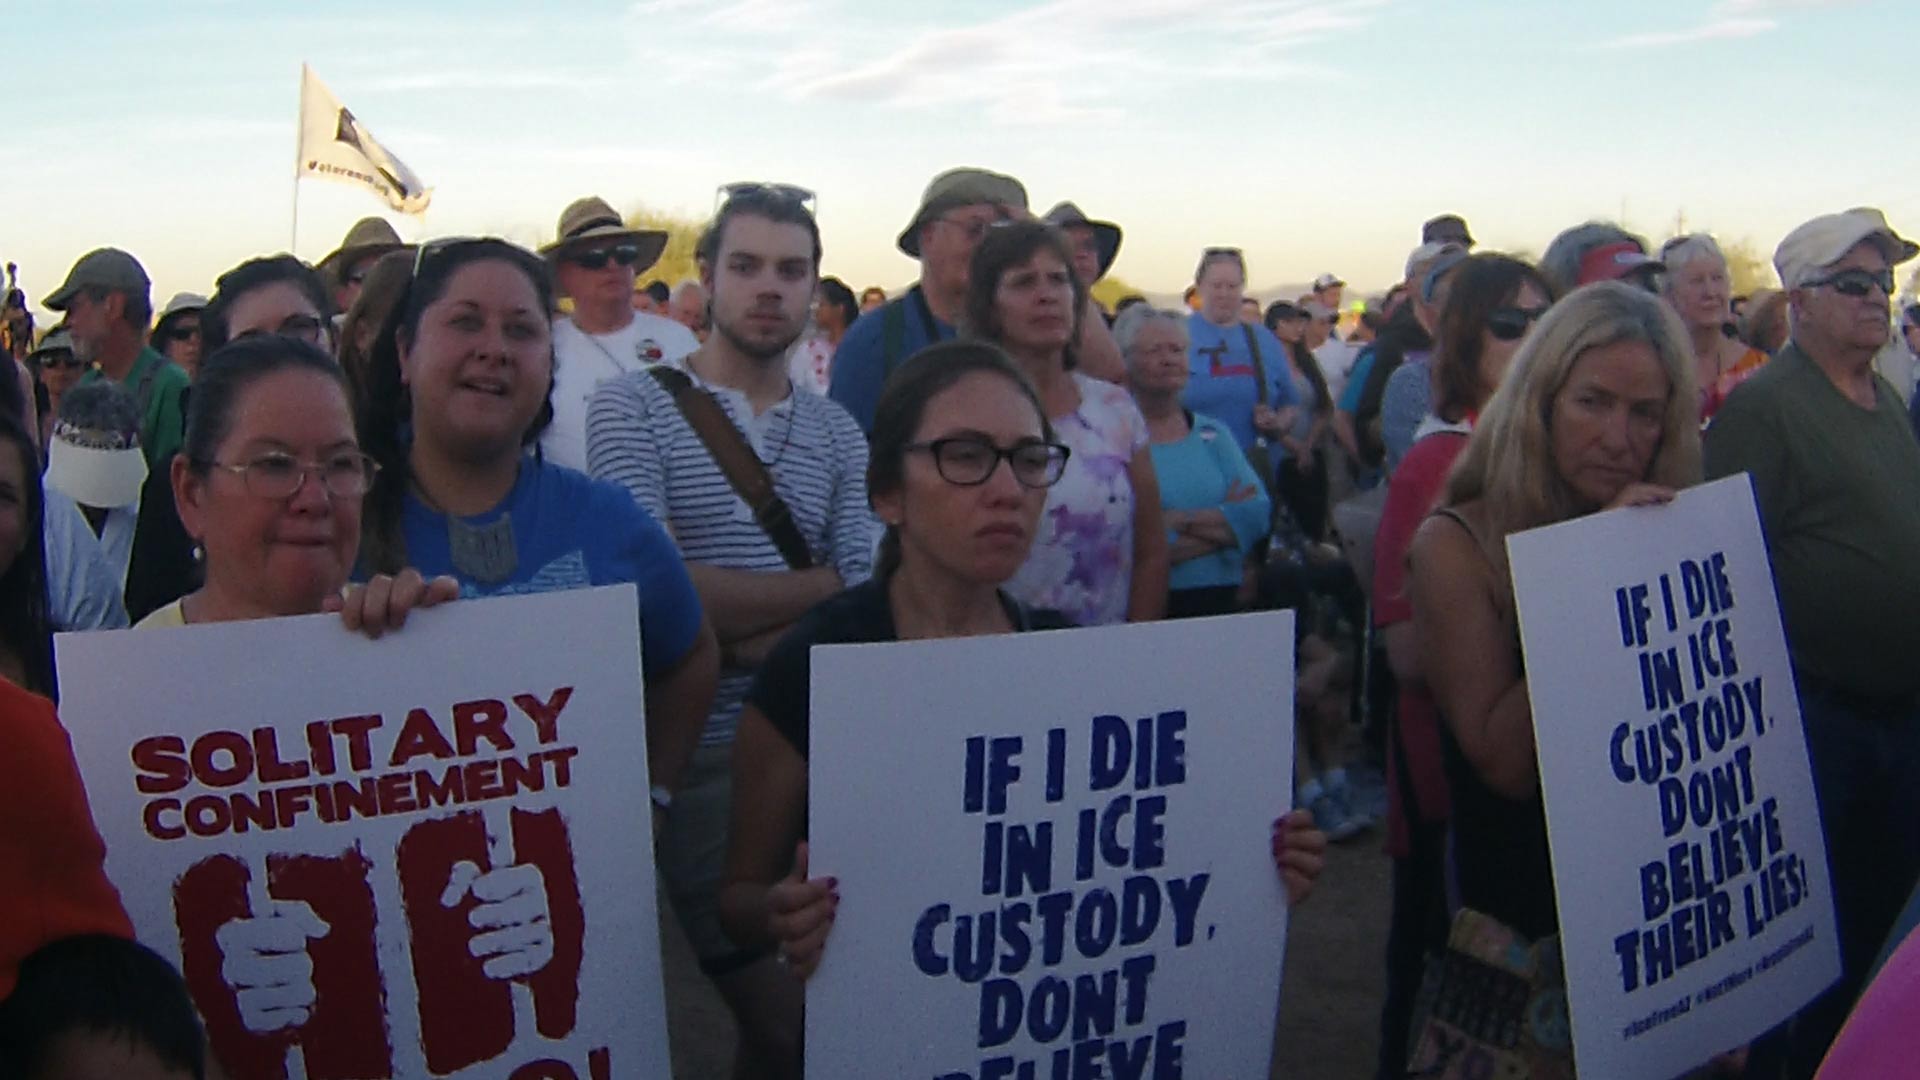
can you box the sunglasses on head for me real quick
[1487,305,1550,341]
[564,244,643,271]
[715,181,817,215]
[1808,267,1895,299]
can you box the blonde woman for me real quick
[1407,281,1700,942]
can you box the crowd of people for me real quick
[1,164,1917,1080]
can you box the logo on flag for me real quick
[298,65,432,216]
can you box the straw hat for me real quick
[316,218,407,284]
[539,196,668,271]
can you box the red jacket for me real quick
[0,678,133,999]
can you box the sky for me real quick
[9,0,1917,318]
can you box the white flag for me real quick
[297,64,432,215]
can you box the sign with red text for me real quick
[56,586,665,1080]
[806,613,1296,1079]
[1507,476,1840,1079]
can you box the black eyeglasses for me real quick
[236,314,327,346]
[1807,267,1895,299]
[1486,305,1551,341]
[203,451,381,499]
[906,437,1070,489]
[565,244,643,271]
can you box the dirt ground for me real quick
[660,839,1394,1079]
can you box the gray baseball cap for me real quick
[44,248,151,311]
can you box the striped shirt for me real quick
[586,365,878,745]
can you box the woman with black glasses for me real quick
[357,236,718,811]
[200,255,335,354]
[719,344,1328,1077]
[1366,251,1553,1079]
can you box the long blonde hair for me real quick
[1443,281,1702,567]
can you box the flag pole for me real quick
[291,64,305,254]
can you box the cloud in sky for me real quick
[632,0,1388,125]
[1595,0,1855,49]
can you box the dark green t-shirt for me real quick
[1704,342,1920,699]
[81,346,189,469]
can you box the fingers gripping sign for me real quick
[216,899,331,1034]
[442,858,555,980]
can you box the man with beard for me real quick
[585,184,876,1078]
[43,249,187,469]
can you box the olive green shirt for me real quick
[1704,341,1920,699]
[80,346,189,470]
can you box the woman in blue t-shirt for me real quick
[719,343,1326,1021]
[355,237,720,807]
[1182,248,1300,468]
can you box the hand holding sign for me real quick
[216,900,330,1033]
[324,569,462,639]
[441,859,554,979]
[1606,483,1677,510]
[768,842,838,980]
[1271,809,1326,906]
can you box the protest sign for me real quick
[56,585,664,1080]
[805,612,1297,1079]
[1508,474,1840,1078]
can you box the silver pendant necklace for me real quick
[413,473,518,585]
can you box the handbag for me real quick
[1404,908,1574,1079]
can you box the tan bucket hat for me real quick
[897,168,1029,258]
[540,196,668,270]
[1043,201,1123,281]
[316,217,408,284]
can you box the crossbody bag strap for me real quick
[1241,324,1270,407]
[648,367,814,570]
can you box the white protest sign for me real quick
[1508,474,1840,1078]
[806,611,1296,1079]
[56,586,665,1080]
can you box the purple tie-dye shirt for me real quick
[1006,373,1148,626]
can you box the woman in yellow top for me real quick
[1659,234,1768,424]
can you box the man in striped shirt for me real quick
[586,184,876,1074]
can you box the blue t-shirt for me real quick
[397,458,703,679]
[829,286,956,433]
[1151,413,1273,592]
[1181,313,1299,453]
[1338,345,1380,414]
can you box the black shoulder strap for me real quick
[648,367,814,570]
[1241,324,1269,406]
[882,298,907,378]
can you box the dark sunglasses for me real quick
[1486,306,1551,341]
[565,244,643,271]
[1808,267,1895,299]
[165,324,200,342]
[36,351,84,370]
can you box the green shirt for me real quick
[1704,342,1920,699]
[81,346,189,469]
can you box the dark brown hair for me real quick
[358,239,556,574]
[868,341,1054,579]
[1432,254,1556,424]
[963,221,1087,370]
[336,249,414,402]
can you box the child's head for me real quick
[0,935,205,1080]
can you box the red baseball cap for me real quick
[1577,241,1665,287]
